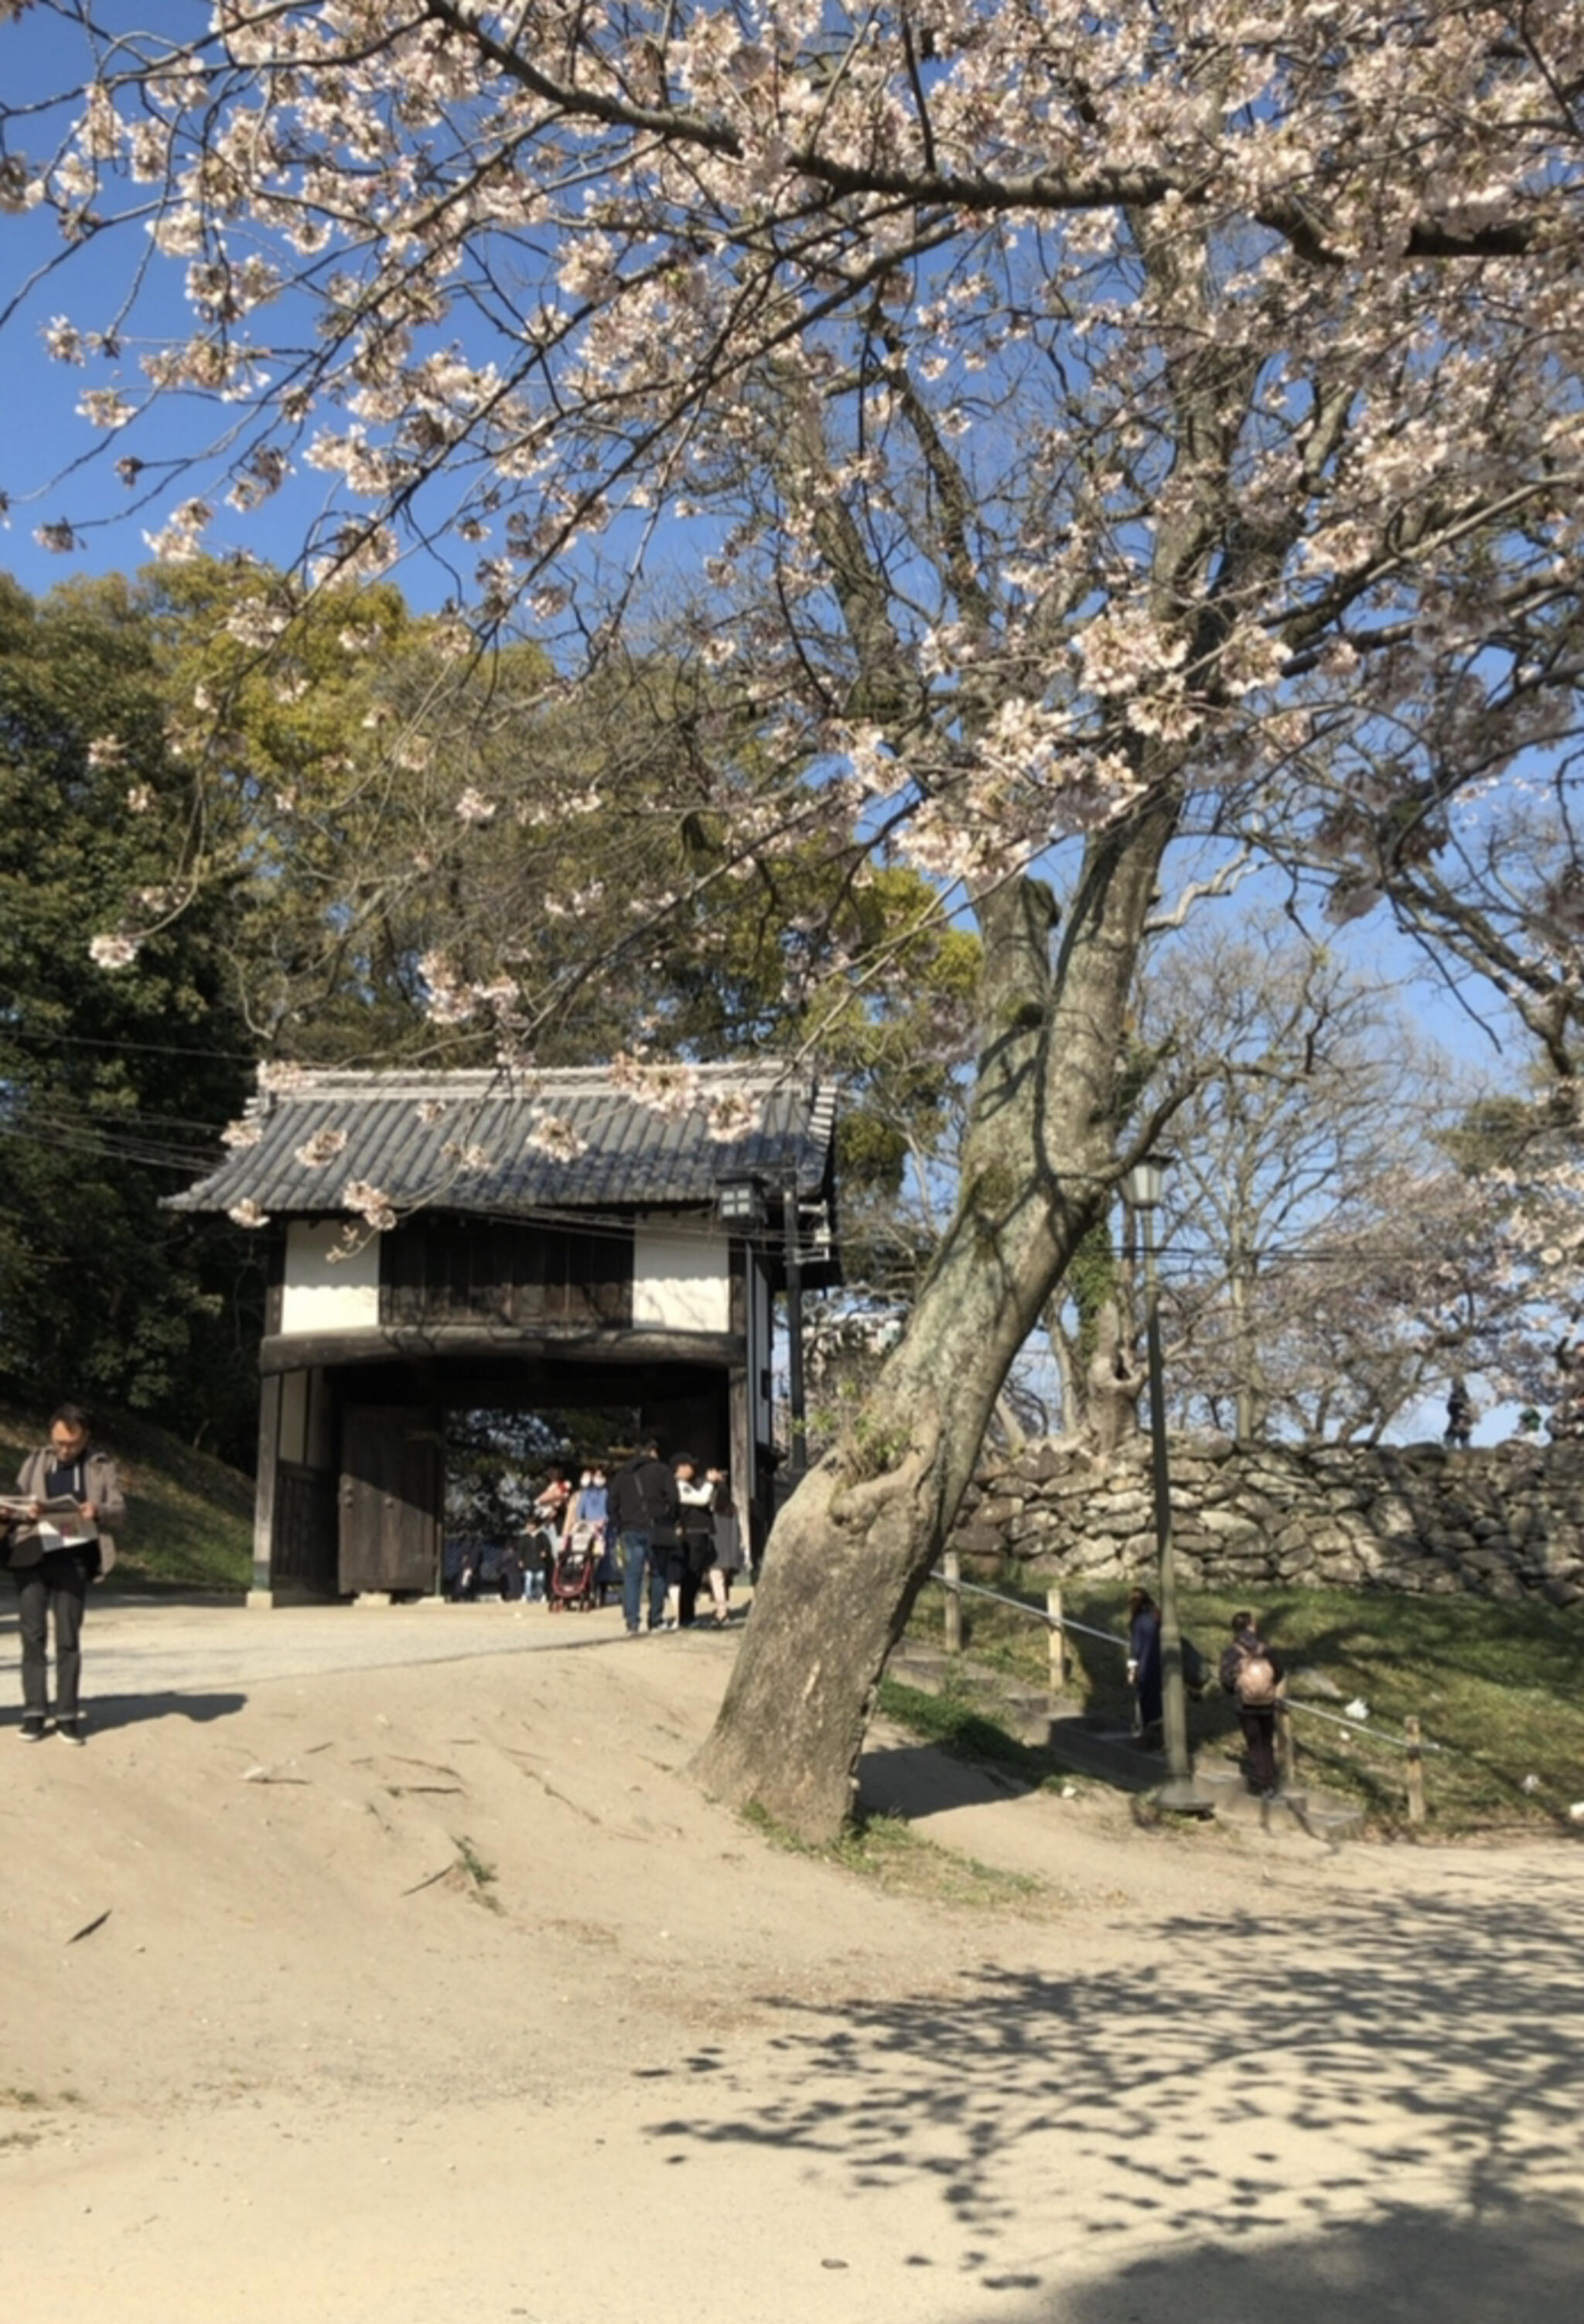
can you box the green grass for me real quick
[451,1834,502,1909]
[742,1799,1050,1910]
[0,1404,253,1592]
[876,1673,1055,1782]
[908,1571,1584,1838]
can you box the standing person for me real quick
[1444,1377,1474,1449]
[500,1536,528,1602]
[706,1470,741,1625]
[672,1455,718,1629]
[567,1463,613,1602]
[532,1462,572,1539]
[1220,1610,1285,1798]
[609,1438,679,1636]
[521,1527,551,1603]
[5,1403,125,1744]
[1125,1585,1163,1743]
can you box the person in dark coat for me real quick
[1444,1377,1473,1449]
[609,1438,680,1634]
[1220,1609,1285,1797]
[1125,1585,1163,1741]
[672,1455,718,1628]
[704,1469,739,1623]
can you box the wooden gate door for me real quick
[338,1406,443,1595]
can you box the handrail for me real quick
[926,1564,1445,1756]
[928,1565,1125,1648]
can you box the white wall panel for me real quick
[281,1220,381,1333]
[633,1214,729,1333]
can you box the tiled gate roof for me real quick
[172,1061,838,1222]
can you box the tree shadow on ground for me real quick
[637,1866,1584,2318]
[1049,2198,1584,2324]
[46,1689,247,1733]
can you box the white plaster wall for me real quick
[633,1213,730,1333]
[280,1220,382,1334]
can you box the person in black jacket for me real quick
[609,1439,680,1635]
[671,1454,719,1629]
[1125,1586,1163,1742]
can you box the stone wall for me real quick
[950,1434,1584,1606]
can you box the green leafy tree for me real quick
[0,572,259,1452]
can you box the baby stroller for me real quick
[547,1520,603,1611]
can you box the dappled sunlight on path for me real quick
[637,1862,1584,2315]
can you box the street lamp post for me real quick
[717,1169,807,1483]
[1125,1157,1212,1817]
[782,1172,807,1480]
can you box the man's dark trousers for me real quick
[12,1549,89,1720]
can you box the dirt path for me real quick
[2,1599,1581,2322]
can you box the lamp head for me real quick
[1124,1154,1173,1210]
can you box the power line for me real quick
[0,1024,262,1067]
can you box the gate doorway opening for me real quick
[442,1404,638,1599]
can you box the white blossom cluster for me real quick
[523,1111,587,1162]
[24,2,1582,1130]
[292,1127,350,1169]
[341,1176,398,1232]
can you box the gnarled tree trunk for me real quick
[694,794,1178,1840]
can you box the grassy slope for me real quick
[909,1572,1584,1838]
[0,1406,252,1593]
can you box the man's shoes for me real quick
[58,1717,86,1746]
[19,1715,46,1742]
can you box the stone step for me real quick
[890,1644,1366,1837]
[888,1643,1084,1746]
[1042,1716,1170,1793]
[1190,1763,1366,1841]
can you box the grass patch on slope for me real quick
[876,1674,1053,1782]
[741,1799,1050,1912]
[908,1572,1584,1837]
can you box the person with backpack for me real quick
[1220,1609,1285,1797]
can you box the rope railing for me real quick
[1279,1693,1442,1753]
[927,1550,1439,1822]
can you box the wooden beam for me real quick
[258,1324,745,1376]
[249,1372,284,1607]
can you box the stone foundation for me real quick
[950,1435,1584,1607]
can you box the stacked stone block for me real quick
[949,1437,1584,1607]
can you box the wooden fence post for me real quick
[1046,1588,1067,1693]
[1405,1715,1425,1824]
[943,1548,962,1655]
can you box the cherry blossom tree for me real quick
[4,3,1583,1835]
